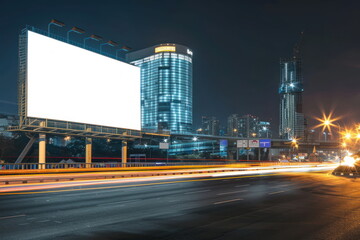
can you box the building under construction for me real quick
[279,33,305,139]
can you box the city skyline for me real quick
[0,1,359,132]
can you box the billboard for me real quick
[27,30,141,130]
[237,140,248,148]
[259,139,271,148]
[159,142,170,149]
[248,139,260,148]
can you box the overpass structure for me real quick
[171,132,340,150]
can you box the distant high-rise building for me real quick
[238,114,259,138]
[127,44,193,133]
[201,116,220,135]
[279,34,305,139]
[227,114,240,137]
[258,121,272,138]
[227,114,270,138]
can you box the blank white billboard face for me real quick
[27,30,141,130]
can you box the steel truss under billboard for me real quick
[14,26,142,140]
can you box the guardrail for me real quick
[0,161,333,171]
[0,162,236,170]
[0,163,337,185]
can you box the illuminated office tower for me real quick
[279,33,305,139]
[127,44,193,133]
[279,57,304,139]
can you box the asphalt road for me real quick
[1,171,360,240]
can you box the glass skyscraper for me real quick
[127,44,193,133]
[279,57,304,139]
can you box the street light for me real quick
[344,132,352,140]
[83,34,103,48]
[67,26,85,43]
[314,112,340,133]
[291,138,299,161]
[48,19,65,37]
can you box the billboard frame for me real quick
[13,26,143,140]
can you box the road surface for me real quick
[1,170,360,240]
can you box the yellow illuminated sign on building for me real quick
[155,46,176,53]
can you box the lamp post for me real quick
[67,27,85,43]
[48,19,65,37]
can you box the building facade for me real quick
[238,114,259,138]
[279,57,304,139]
[0,114,18,137]
[258,121,271,138]
[227,114,240,137]
[227,114,271,138]
[127,44,193,133]
[201,116,220,136]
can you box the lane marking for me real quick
[214,198,243,205]
[235,184,250,187]
[184,189,211,194]
[0,174,274,196]
[268,190,285,195]
[0,214,26,220]
[217,190,247,195]
[37,219,50,223]
[97,200,137,207]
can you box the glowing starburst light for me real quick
[314,112,341,133]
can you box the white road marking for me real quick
[184,189,211,194]
[37,219,50,223]
[0,214,26,220]
[268,190,285,195]
[214,198,243,205]
[217,190,247,195]
[235,184,250,187]
[97,200,137,206]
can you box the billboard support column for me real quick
[122,141,128,166]
[38,134,46,169]
[85,137,92,168]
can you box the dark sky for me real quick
[1,0,359,133]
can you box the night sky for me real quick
[1,0,359,134]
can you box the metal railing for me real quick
[0,161,332,171]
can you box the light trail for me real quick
[0,165,336,195]
[212,165,337,177]
[0,175,274,195]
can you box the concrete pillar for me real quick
[85,137,92,168]
[122,140,127,167]
[39,134,46,169]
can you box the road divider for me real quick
[0,164,336,186]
